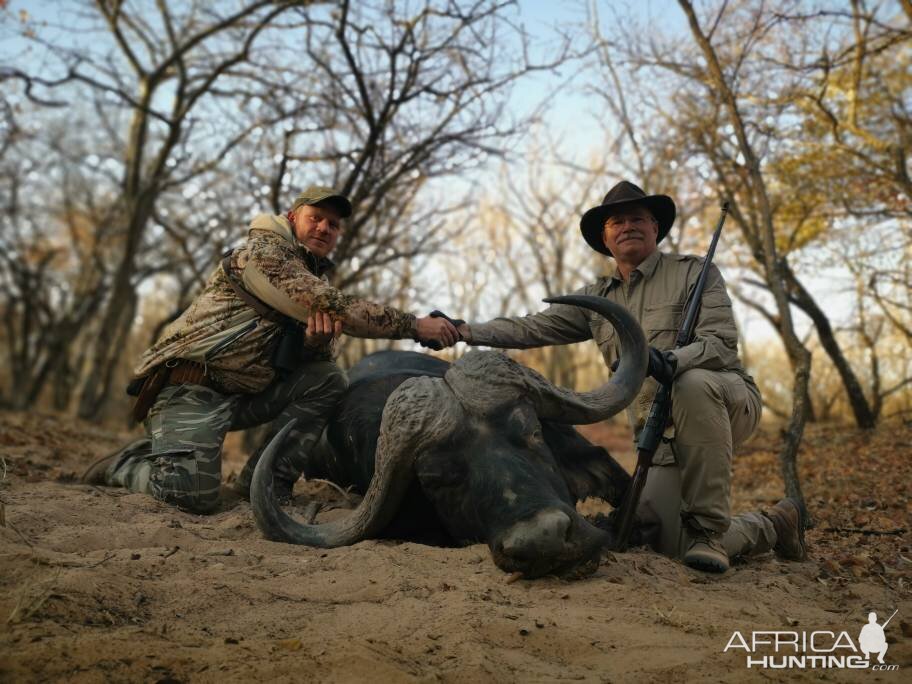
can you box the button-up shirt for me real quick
[464,250,757,435]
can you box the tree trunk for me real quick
[77,278,141,420]
[52,357,77,412]
[782,264,877,428]
[76,198,152,420]
[679,0,810,515]
[547,345,577,390]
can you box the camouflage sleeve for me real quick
[241,230,417,340]
[464,285,593,348]
[670,264,742,375]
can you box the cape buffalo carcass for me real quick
[251,295,648,579]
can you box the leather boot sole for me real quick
[684,543,730,573]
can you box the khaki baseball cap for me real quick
[291,185,352,218]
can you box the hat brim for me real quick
[580,195,675,257]
[313,194,353,218]
[294,192,353,218]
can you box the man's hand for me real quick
[647,347,677,385]
[416,315,459,350]
[610,346,677,385]
[305,311,342,346]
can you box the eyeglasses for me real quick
[604,214,655,230]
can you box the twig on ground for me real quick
[87,485,129,498]
[87,552,116,568]
[302,501,321,524]
[29,554,88,568]
[308,478,356,504]
[7,570,60,624]
[14,550,115,569]
[824,527,908,536]
[7,521,34,548]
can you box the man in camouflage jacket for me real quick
[453,181,806,573]
[83,186,458,514]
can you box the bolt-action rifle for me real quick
[614,201,730,551]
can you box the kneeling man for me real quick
[455,181,805,572]
[84,185,458,513]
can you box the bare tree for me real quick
[1,0,571,419]
[677,0,811,508]
[0,107,114,409]
[248,0,570,294]
[435,133,623,391]
[4,1,314,418]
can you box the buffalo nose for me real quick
[499,509,572,559]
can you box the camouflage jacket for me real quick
[134,214,417,394]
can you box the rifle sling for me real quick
[220,254,289,325]
[221,253,306,378]
[129,256,297,423]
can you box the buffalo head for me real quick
[250,295,647,578]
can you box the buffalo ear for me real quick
[542,422,632,508]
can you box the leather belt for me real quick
[132,359,225,423]
[164,359,220,390]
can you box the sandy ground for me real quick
[0,410,909,683]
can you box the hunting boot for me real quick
[81,452,121,485]
[683,527,730,573]
[81,439,152,485]
[232,452,295,504]
[762,497,807,561]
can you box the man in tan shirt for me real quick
[455,181,805,572]
[83,185,458,513]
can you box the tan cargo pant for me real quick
[635,368,777,559]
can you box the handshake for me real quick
[415,310,466,351]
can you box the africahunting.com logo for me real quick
[723,609,899,671]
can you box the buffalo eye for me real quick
[505,407,546,449]
[416,453,468,489]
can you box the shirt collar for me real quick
[636,250,662,279]
[300,246,335,277]
[607,249,662,288]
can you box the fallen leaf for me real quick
[277,638,302,651]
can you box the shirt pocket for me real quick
[642,304,682,349]
[590,320,618,367]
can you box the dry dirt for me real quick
[1,410,910,683]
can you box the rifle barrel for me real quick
[675,201,729,348]
[615,461,648,552]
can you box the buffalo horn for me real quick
[533,294,647,424]
[250,376,459,547]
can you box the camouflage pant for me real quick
[107,360,348,514]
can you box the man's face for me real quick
[293,203,343,257]
[601,204,659,263]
